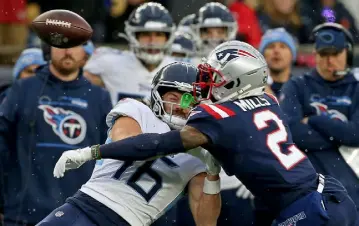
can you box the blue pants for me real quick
[36,203,97,226]
[272,175,359,226]
[36,202,130,226]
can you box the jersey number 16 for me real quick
[112,157,179,202]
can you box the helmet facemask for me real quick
[152,80,197,129]
[125,21,176,65]
[193,22,238,56]
[193,63,227,103]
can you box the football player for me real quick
[58,41,359,225]
[186,3,254,226]
[191,2,237,57]
[84,2,176,106]
[40,62,221,226]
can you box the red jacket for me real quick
[0,0,27,23]
[229,1,262,48]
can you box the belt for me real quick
[317,174,325,193]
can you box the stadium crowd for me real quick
[0,0,359,226]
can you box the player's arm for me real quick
[96,125,209,161]
[83,71,105,88]
[280,79,335,151]
[189,173,221,226]
[307,105,359,146]
[110,116,142,141]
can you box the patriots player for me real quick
[56,41,359,226]
[191,2,237,57]
[84,2,176,106]
[42,62,221,226]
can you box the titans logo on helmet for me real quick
[216,48,257,65]
[38,105,87,145]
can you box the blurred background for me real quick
[0,0,358,82]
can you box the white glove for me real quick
[186,148,221,175]
[53,146,93,178]
[236,182,254,200]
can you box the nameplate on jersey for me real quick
[234,96,270,111]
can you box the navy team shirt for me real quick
[187,94,318,213]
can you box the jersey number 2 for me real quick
[112,157,179,202]
[254,110,306,170]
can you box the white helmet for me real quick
[193,40,269,104]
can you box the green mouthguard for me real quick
[180,93,195,109]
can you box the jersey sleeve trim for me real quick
[200,104,235,119]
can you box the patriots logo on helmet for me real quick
[310,102,348,122]
[216,48,257,64]
[39,105,87,145]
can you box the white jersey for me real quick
[80,98,206,226]
[84,47,176,106]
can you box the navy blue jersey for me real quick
[187,94,318,211]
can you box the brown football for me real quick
[31,10,93,48]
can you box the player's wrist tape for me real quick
[91,145,101,160]
[203,177,220,195]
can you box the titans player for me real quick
[55,41,358,225]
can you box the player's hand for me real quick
[204,151,221,176]
[53,147,93,178]
[236,181,254,200]
[301,117,309,124]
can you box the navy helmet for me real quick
[151,62,199,129]
[192,2,237,56]
[125,2,176,65]
[169,32,196,58]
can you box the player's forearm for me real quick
[308,116,359,146]
[97,130,186,161]
[196,175,221,226]
[288,121,334,151]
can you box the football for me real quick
[31,10,93,48]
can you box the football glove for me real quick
[53,147,93,178]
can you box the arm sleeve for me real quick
[280,79,335,151]
[308,108,359,146]
[0,82,20,211]
[186,104,223,145]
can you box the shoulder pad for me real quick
[106,98,151,129]
[93,47,121,56]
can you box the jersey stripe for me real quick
[215,104,236,116]
[200,104,222,119]
[201,104,233,119]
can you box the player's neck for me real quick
[49,64,79,82]
[145,63,158,72]
[270,67,291,83]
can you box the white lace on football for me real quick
[45,19,71,28]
